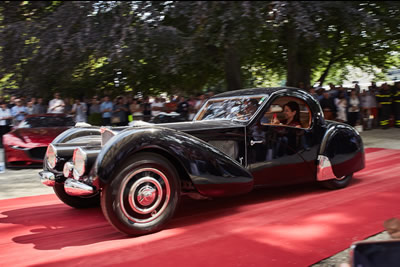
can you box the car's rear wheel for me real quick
[320,173,353,190]
[101,152,180,236]
[53,182,100,208]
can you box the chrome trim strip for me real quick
[10,146,30,150]
[317,155,336,181]
[319,126,336,155]
[64,178,94,196]
[39,171,56,187]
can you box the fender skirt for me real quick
[319,124,365,178]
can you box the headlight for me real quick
[46,144,57,169]
[63,161,74,178]
[73,147,87,179]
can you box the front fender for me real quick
[94,127,253,197]
[52,127,101,144]
[319,123,365,178]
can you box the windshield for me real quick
[195,95,268,121]
[18,116,76,128]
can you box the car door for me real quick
[247,93,316,187]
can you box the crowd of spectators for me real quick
[1,81,399,147]
[0,92,216,146]
[305,82,400,130]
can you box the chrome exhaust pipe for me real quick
[64,178,94,196]
[39,171,56,186]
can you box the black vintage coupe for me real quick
[39,87,365,236]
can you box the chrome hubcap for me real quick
[137,185,157,206]
[120,168,171,223]
[128,177,163,215]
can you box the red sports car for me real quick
[3,114,75,168]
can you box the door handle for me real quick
[250,140,263,146]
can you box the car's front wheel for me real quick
[101,152,180,236]
[53,182,100,208]
[320,173,353,190]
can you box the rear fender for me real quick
[94,127,253,197]
[318,124,365,179]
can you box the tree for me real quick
[1,1,400,98]
[270,1,400,87]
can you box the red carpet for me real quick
[1,148,400,266]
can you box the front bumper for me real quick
[39,171,56,186]
[39,171,95,197]
[64,178,95,196]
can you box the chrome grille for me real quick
[101,127,116,146]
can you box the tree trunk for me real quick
[286,46,311,88]
[224,46,242,91]
[286,28,311,88]
[317,58,335,87]
[317,31,341,86]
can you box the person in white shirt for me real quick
[71,98,87,123]
[194,94,206,113]
[151,97,164,118]
[348,89,361,127]
[0,102,12,147]
[26,101,34,114]
[334,91,348,123]
[48,93,65,114]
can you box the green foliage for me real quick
[1,1,400,98]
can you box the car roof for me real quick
[212,87,301,98]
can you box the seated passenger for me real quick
[260,113,270,124]
[272,101,302,128]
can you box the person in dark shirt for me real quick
[141,96,152,122]
[319,91,337,120]
[176,96,189,120]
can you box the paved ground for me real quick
[0,127,399,266]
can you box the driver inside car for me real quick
[272,101,302,128]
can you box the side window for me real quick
[260,96,312,129]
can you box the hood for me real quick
[12,127,70,145]
[155,120,245,133]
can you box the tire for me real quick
[53,182,100,208]
[320,174,353,190]
[101,152,181,236]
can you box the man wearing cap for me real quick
[11,99,29,125]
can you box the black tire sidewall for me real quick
[321,174,353,190]
[101,152,180,236]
